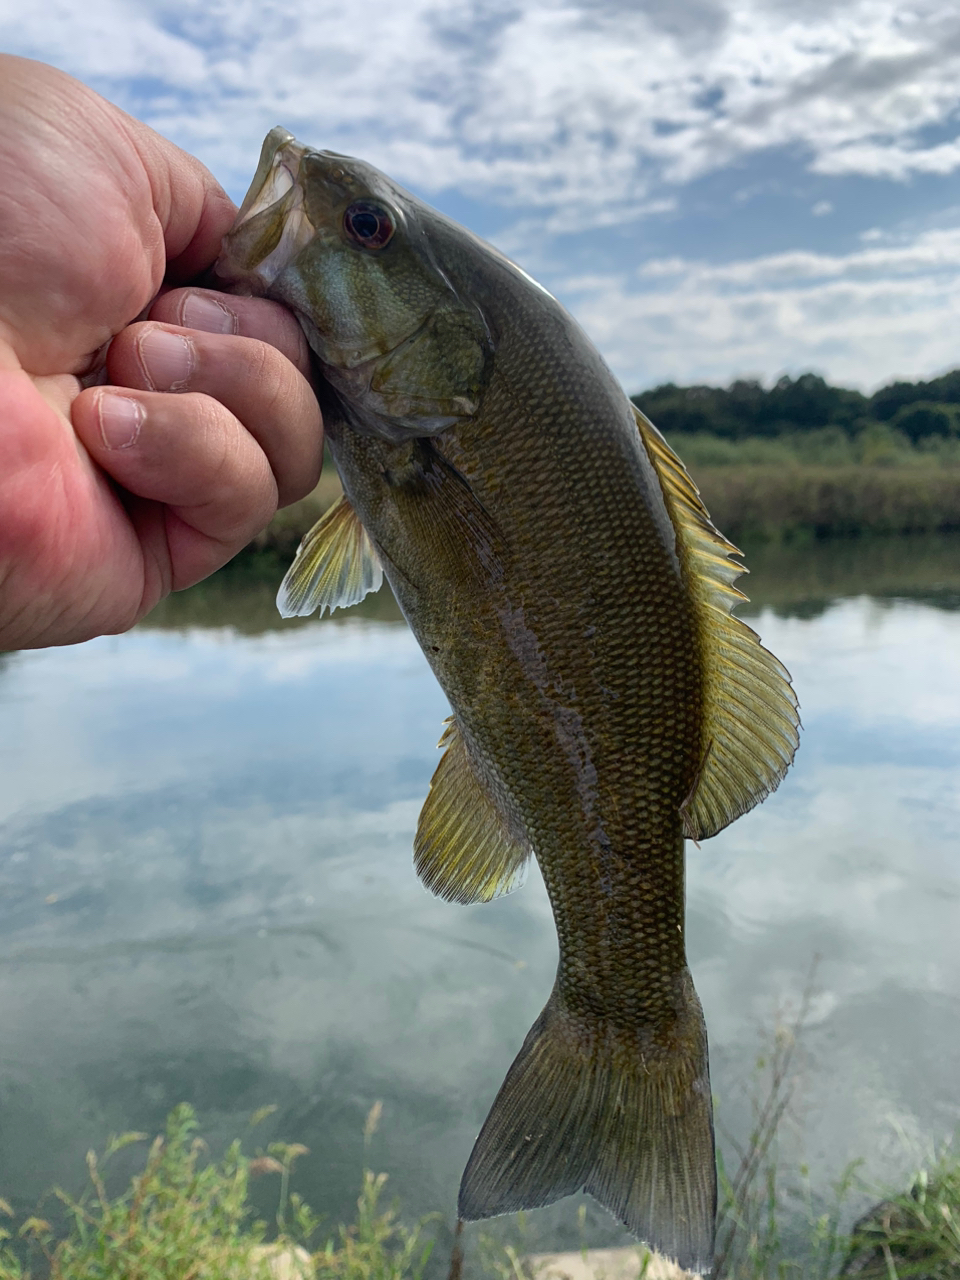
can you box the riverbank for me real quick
[695,463,960,538]
[144,528,960,635]
[248,458,960,558]
[2,1104,958,1280]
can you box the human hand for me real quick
[0,57,324,651]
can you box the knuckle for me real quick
[273,307,312,372]
[189,334,322,504]
[190,393,276,526]
[248,341,289,415]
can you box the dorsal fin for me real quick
[633,406,800,840]
[277,493,383,619]
[415,717,531,904]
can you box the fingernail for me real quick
[137,327,195,392]
[98,393,144,449]
[180,291,237,335]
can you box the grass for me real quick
[711,974,858,1280]
[1,1071,958,1279]
[691,463,960,539]
[663,425,960,469]
[244,426,960,558]
[0,1103,434,1280]
[841,1153,960,1278]
[709,969,960,1279]
[653,427,960,540]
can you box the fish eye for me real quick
[343,201,395,249]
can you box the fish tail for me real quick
[458,977,716,1275]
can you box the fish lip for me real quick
[235,126,307,224]
[215,127,316,293]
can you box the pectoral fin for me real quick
[415,718,531,904]
[276,494,383,619]
[634,406,800,840]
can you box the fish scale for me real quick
[215,127,800,1276]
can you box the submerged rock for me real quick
[840,1179,960,1279]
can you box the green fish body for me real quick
[215,130,800,1275]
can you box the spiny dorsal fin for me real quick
[415,718,531,904]
[277,493,383,619]
[633,406,800,840]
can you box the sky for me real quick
[5,0,960,393]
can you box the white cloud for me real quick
[5,0,960,224]
[8,0,960,386]
[816,137,960,179]
[561,222,960,389]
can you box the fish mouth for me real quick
[215,127,316,292]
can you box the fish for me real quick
[214,128,800,1275]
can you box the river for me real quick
[1,533,959,1252]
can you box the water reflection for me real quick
[740,531,960,618]
[143,553,405,634]
[1,535,959,1249]
[140,532,960,636]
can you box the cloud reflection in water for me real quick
[0,577,959,1242]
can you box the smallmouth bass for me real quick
[215,129,800,1274]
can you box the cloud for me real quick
[7,0,960,387]
[6,0,960,226]
[816,137,960,179]
[560,222,960,390]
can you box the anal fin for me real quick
[414,719,530,905]
[277,494,383,619]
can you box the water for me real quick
[1,534,960,1249]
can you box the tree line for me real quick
[631,370,960,442]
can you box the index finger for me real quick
[148,288,313,379]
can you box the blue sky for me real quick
[5,0,960,392]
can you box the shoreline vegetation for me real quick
[251,370,960,552]
[1,1098,957,1280]
[634,369,960,540]
[0,987,955,1280]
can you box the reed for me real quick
[693,464,960,540]
[246,428,960,557]
[841,1151,960,1278]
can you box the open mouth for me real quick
[216,127,316,290]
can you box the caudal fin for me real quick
[458,980,716,1275]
